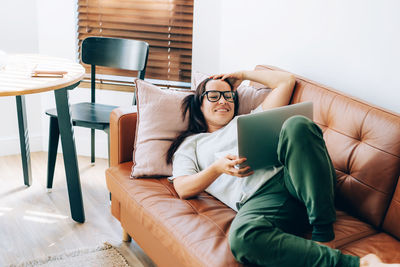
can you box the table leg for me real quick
[15,95,32,186]
[54,87,85,223]
[46,116,60,190]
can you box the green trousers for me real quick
[228,116,359,267]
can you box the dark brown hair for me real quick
[166,78,239,164]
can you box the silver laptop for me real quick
[237,101,313,170]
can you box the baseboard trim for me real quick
[0,135,42,157]
[0,133,108,159]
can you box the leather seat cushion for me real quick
[339,233,400,263]
[332,210,377,248]
[106,162,241,267]
[106,162,384,265]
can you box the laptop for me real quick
[237,101,313,170]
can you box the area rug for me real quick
[10,243,132,267]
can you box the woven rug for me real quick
[9,243,133,267]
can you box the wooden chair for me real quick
[45,36,149,190]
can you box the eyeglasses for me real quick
[201,90,236,103]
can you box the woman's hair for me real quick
[166,78,239,164]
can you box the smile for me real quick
[214,108,230,112]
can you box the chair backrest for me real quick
[81,36,149,103]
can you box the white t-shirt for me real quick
[171,106,283,211]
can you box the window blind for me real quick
[77,0,193,84]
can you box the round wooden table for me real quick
[0,54,86,223]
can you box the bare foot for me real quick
[360,254,400,267]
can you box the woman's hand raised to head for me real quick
[212,154,254,178]
[210,71,245,91]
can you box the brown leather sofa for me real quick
[105,65,400,266]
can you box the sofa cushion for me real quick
[132,79,192,178]
[340,233,400,263]
[106,162,242,267]
[107,162,379,266]
[382,176,400,239]
[332,210,377,248]
[300,209,377,248]
[255,65,400,230]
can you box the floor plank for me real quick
[0,152,156,267]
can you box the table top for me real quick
[0,54,85,96]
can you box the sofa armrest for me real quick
[110,106,137,167]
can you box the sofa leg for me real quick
[122,229,132,242]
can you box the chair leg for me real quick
[91,128,95,163]
[47,117,60,190]
[105,127,110,166]
[122,229,132,242]
[132,92,136,105]
[105,127,112,201]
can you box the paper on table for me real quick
[31,64,68,78]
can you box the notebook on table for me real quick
[237,101,313,170]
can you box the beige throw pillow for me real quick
[131,79,193,178]
[131,74,271,178]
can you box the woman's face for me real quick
[201,79,235,132]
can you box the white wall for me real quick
[192,0,222,76]
[0,0,41,156]
[0,0,133,158]
[1,0,399,157]
[194,0,400,113]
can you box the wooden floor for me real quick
[0,152,156,267]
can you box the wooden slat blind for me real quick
[77,0,193,83]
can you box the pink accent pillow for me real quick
[131,74,271,178]
[131,79,193,178]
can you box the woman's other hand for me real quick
[210,71,245,91]
[173,154,253,199]
[212,154,254,177]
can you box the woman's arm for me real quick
[214,70,296,110]
[173,168,219,199]
[173,155,252,199]
[242,70,295,110]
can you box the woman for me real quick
[167,70,394,267]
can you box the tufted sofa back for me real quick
[254,65,400,235]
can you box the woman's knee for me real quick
[228,218,275,264]
[281,115,321,141]
[228,224,249,261]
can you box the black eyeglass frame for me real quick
[201,90,237,103]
